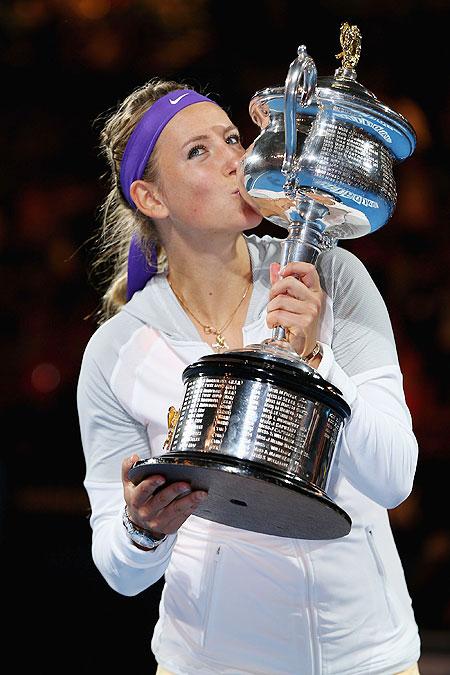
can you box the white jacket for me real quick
[78,235,420,674]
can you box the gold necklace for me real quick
[168,278,252,352]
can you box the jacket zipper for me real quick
[201,544,222,648]
[366,526,399,628]
[294,540,318,673]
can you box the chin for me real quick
[245,211,264,230]
[240,200,263,229]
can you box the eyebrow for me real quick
[182,124,238,149]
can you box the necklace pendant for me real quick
[204,326,216,335]
[212,333,229,352]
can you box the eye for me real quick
[226,133,241,145]
[187,144,206,159]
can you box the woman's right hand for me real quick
[122,455,208,539]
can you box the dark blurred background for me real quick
[1,0,449,672]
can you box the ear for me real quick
[129,180,169,220]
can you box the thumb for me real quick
[122,454,140,484]
[270,262,281,285]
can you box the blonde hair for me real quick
[92,78,188,322]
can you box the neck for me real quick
[161,230,252,329]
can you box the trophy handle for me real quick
[282,45,317,179]
[272,46,318,351]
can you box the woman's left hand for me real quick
[267,261,324,358]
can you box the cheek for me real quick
[178,172,225,212]
[180,180,215,217]
[163,191,218,230]
[160,170,211,216]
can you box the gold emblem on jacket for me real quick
[163,405,180,450]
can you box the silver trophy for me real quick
[130,24,416,539]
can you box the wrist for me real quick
[122,505,168,551]
[302,341,322,365]
[308,352,323,369]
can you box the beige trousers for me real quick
[156,664,420,674]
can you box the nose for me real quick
[224,144,244,175]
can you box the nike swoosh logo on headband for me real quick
[169,93,190,105]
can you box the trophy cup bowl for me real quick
[129,25,416,540]
[237,35,415,246]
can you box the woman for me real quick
[78,79,421,674]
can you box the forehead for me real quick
[156,102,234,149]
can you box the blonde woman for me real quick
[78,80,420,674]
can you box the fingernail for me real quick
[155,478,166,486]
[178,485,191,494]
[195,492,207,501]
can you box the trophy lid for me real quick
[318,22,415,160]
[249,22,416,162]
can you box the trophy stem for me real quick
[271,220,323,343]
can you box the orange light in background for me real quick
[437,299,450,351]
[31,362,61,394]
[394,98,432,152]
[69,0,112,20]
[12,0,47,28]
[395,160,437,229]
[145,0,208,27]
[48,237,79,280]
[149,28,212,69]
[82,25,123,68]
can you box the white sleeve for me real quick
[77,333,176,596]
[317,346,418,508]
[84,479,176,597]
[316,248,418,508]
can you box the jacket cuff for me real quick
[111,506,177,568]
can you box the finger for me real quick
[280,262,321,290]
[162,489,208,526]
[126,478,191,529]
[269,276,311,301]
[270,262,281,285]
[122,456,167,496]
[266,308,312,334]
[149,491,208,535]
[131,474,168,507]
[122,454,141,485]
[268,293,320,316]
[267,294,304,315]
[147,481,197,513]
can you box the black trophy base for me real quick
[128,452,351,540]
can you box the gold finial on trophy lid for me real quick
[335,22,362,79]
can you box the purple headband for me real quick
[126,233,157,302]
[121,89,215,300]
